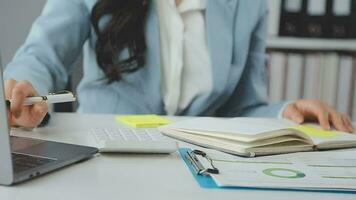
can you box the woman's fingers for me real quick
[4,79,17,99]
[10,81,38,118]
[328,109,348,132]
[341,114,355,133]
[282,103,304,124]
[295,100,330,130]
[30,102,48,125]
[4,80,17,126]
[4,80,47,129]
[287,99,355,133]
[12,103,48,129]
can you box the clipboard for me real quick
[179,148,219,189]
[178,148,356,193]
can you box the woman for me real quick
[4,0,354,132]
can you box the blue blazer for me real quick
[4,0,285,117]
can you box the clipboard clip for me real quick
[186,150,219,176]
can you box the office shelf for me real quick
[267,37,356,51]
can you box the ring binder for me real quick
[185,150,219,176]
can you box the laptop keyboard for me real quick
[90,128,168,142]
[12,153,56,174]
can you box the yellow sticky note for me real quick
[289,125,337,137]
[115,115,171,128]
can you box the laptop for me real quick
[0,58,98,185]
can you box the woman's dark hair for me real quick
[91,0,149,82]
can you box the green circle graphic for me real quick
[263,168,306,179]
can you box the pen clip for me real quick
[48,90,75,96]
[186,150,219,176]
[46,90,76,101]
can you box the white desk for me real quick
[1,113,355,200]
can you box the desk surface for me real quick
[2,113,356,200]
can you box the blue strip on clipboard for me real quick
[178,148,219,189]
[178,148,356,194]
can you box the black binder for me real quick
[279,0,305,37]
[302,0,329,38]
[350,0,356,38]
[330,0,352,38]
[279,0,355,39]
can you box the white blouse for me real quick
[155,0,213,115]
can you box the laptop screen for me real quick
[0,51,15,184]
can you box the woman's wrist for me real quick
[278,101,294,119]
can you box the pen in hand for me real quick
[6,91,76,108]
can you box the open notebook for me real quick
[159,118,356,157]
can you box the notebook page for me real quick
[289,123,356,148]
[164,117,298,142]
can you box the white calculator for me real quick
[90,128,178,153]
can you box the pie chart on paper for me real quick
[262,168,306,179]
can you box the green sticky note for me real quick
[116,115,171,128]
[289,125,337,137]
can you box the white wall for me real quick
[0,0,46,67]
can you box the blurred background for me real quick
[267,0,356,121]
[0,0,355,120]
[0,0,45,66]
[0,0,81,112]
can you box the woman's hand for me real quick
[5,79,48,128]
[282,99,355,133]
